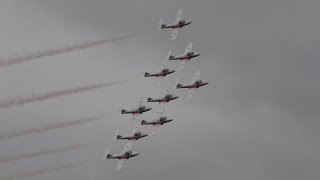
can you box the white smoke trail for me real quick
[0,81,126,109]
[0,144,94,163]
[0,33,136,68]
[1,162,85,180]
[0,115,105,140]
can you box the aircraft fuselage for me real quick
[170,53,200,60]
[178,82,209,89]
[162,21,192,29]
[117,134,148,141]
[108,153,139,160]
[145,70,175,77]
[148,96,179,103]
[122,108,152,114]
[142,119,173,126]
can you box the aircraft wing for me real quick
[157,103,166,113]
[177,60,187,71]
[151,125,161,136]
[122,141,134,154]
[184,43,193,55]
[136,97,144,108]
[159,51,170,72]
[133,122,141,131]
[172,28,179,40]
[174,9,183,23]
[187,88,195,100]
[130,114,140,125]
[191,70,201,83]
[154,76,163,87]
[116,159,126,171]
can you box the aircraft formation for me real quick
[104,9,209,171]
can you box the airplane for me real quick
[144,51,176,87]
[158,9,192,40]
[176,70,209,99]
[141,114,173,136]
[121,97,152,125]
[169,43,201,70]
[113,129,148,141]
[103,141,138,171]
[147,91,179,113]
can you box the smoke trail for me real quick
[0,33,136,68]
[0,81,125,109]
[0,115,105,140]
[1,162,85,180]
[0,144,94,163]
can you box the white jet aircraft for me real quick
[147,90,179,113]
[121,97,152,125]
[113,128,148,142]
[103,141,137,171]
[141,113,173,136]
[144,51,176,87]
[176,70,209,99]
[169,43,201,70]
[158,9,192,40]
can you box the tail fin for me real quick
[176,84,183,88]
[113,130,120,141]
[141,120,147,125]
[147,97,153,102]
[175,79,182,89]
[165,51,172,61]
[103,148,110,160]
[121,109,126,114]
[144,72,150,77]
[158,18,164,30]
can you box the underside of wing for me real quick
[191,70,201,83]
[177,60,187,71]
[151,125,161,136]
[136,97,144,108]
[157,103,166,113]
[184,43,193,55]
[131,114,140,125]
[187,88,195,100]
[116,159,126,171]
[172,28,179,40]
[122,141,134,154]
[174,9,183,23]
[155,76,163,87]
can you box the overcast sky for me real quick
[0,0,319,180]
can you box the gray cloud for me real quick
[0,0,319,180]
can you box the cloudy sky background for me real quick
[0,0,319,179]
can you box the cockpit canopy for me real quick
[179,20,186,24]
[159,117,167,121]
[162,68,169,73]
[125,151,132,155]
[165,94,172,98]
[138,106,146,110]
[134,132,142,136]
[195,80,202,84]
[187,52,194,56]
